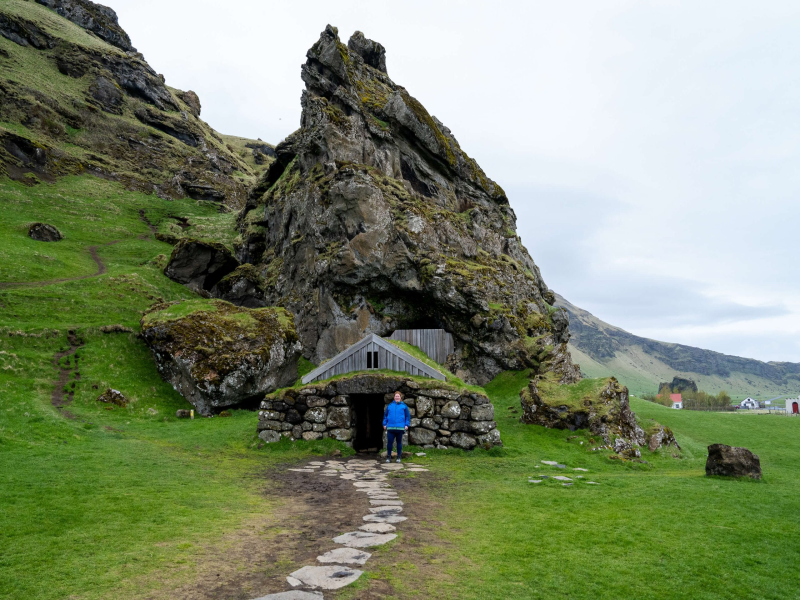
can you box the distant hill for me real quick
[556,294,800,399]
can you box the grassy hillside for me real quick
[558,294,800,400]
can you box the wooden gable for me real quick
[301,333,446,384]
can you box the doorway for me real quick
[351,394,386,451]
[793,402,798,415]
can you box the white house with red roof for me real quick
[670,393,683,409]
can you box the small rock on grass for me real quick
[541,460,558,465]
[415,452,426,456]
[552,476,572,481]
[573,468,588,472]
[528,479,543,483]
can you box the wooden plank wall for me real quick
[389,329,454,364]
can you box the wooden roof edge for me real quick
[301,333,445,384]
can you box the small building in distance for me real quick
[670,393,683,409]
[786,396,800,415]
[740,397,759,410]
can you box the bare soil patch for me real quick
[51,331,83,409]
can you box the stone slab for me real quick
[288,469,316,473]
[552,476,572,482]
[333,531,398,548]
[252,590,323,600]
[286,577,302,587]
[573,468,588,472]
[406,468,429,472]
[529,479,543,483]
[369,506,403,514]
[317,546,371,565]
[360,522,396,533]
[369,500,403,506]
[289,565,363,590]
[363,514,407,524]
[541,460,559,465]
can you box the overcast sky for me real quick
[110,0,800,363]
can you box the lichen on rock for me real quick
[140,299,301,415]
[236,24,580,385]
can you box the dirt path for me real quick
[138,209,159,236]
[139,457,451,600]
[51,330,83,409]
[0,240,119,289]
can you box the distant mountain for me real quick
[556,294,800,399]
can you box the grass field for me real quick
[3,174,800,599]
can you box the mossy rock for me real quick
[141,299,300,415]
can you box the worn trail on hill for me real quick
[51,331,83,409]
[0,240,120,289]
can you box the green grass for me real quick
[2,170,800,598]
[369,370,800,599]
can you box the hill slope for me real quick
[557,294,800,398]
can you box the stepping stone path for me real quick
[530,463,600,487]
[253,457,427,598]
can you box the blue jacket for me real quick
[383,401,411,429]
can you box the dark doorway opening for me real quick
[793,402,798,415]
[352,394,385,452]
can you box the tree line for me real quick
[642,389,733,410]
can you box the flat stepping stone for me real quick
[252,590,323,599]
[370,500,403,506]
[415,452,426,456]
[339,473,357,480]
[286,576,302,587]
[367,495,399,501]
[555,464,566,469]
[541,461,559,466]
[587,482,600,485]
[290,565,362,590]
[573,468,588,471]
[309,461,326,465]
[363,514,407,524]
[369,506,403,514]
[333,531,398,548]
[528,479,543,483]
[380,464,404,470]
[317,546,371,565]
[320,473,338,477]
[288,469,316,473]
[406,468,429,472]
[562,483,573,486]
[353,481,389,488]
[552,476,572,481]
[360,522,396,533]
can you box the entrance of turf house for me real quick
[352,394,385,452]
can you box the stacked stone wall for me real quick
[257,374,501,450]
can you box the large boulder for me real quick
[236,25,580,386]
[520,376,646,449]
[28,222,62,241]
[140,299,301,415]
[164,238,240,294]
[706,444,762,480]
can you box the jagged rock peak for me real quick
[348,30,387,73]
[35,0,134,51]
[238,25,579,385]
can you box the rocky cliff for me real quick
[237,26,579,385]
[0,0,263,208]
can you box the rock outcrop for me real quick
[258,373,501,449]
[519,376,675,457]
[706,444,762,480]
[163,238,240,294]
[28,222,62,241]
[35,0,134,51]
[237,25,579,385]
[210,264,268,308]
[140,300,301,415]
[0,1,253,207]
[96,387,127,407]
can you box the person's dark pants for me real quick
[387,429,404,458]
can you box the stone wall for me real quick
[257,374,501,450]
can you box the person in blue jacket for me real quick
[383,391,410,463]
